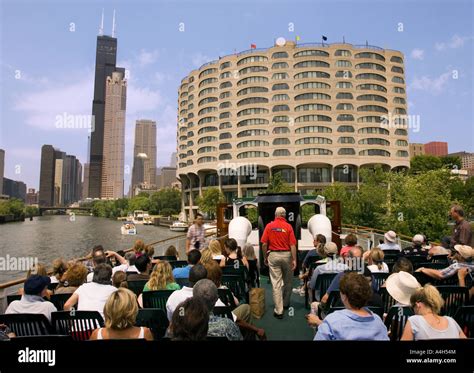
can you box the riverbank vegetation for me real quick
[89,188,181,219]
[0,199,39,221]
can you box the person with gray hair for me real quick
[261,206,297,319]
[450,204,472,247]
[193,279,243,340]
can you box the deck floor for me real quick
[253,276,315,340]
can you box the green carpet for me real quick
[253,275,315,341]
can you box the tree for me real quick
[149,188,181,215]
[266,172,294,193]
[410,155,442,174]
[440,155,462,171]
[128,196,151,213]
[196,187,225,219]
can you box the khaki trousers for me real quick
[268,251,292,315]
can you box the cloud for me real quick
[136,49,159,67]
[435,34,472,51]
[409,71,452,94]
[410,48,424,60]
[191,52,212,68]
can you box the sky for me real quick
[0,0,473,191]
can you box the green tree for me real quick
[266,172,294,193]
[128,196,151,213]
[322,183,357,225]
[0,199,25,219]
[440,155,462,171]
[410,155,442,174]
[149,188,181,215]
[196,187,225,219]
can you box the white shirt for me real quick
[74,282,117,318]
[5,295,57,322]
[112,263,129,275]
[212,255,224,260]
[367,263,389,273]
[50,276,60,284]
[379,242,401,252]
[165,286,228,321]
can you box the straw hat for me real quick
[324,242,338,255]
[454,245,474,259]
[385,271,421,305]
[384,230,397,243]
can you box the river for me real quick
[0,215,186,284]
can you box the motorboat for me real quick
[169,221,188,232]
[121,221,137,235]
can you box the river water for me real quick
[0,215,186,284]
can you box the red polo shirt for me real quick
[260,217,297,251]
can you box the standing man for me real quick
[261,207,297,319]
[450,205,472,247]
[186,213,206,254]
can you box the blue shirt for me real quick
[303,249,318,268]
[172,265,191,279]
[314,308,389,341]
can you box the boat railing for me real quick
[0,227,220,313]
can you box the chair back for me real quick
[436,286,469,317]
[379,287,397,314]
[127,280,148,296]
[213,306,234,320]
[6,294,21,305]
[51,311,104,341]
[384,306,414,341]
[175,278,190,288]
[135,308,169,340]
[153,255,177,262]
[454,305,474,338]
[142,290,175,310]
[313,273,337,301]
[217,288,236,310]
[50,293,74,311]
[221,275,248,303]
[371,273,389,293]
[0,313,53,336]
[169,260,188,269]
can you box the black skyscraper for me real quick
[88,35,124,198]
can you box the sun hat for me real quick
[454,245,474,259]
[412,234,424,244]
[324,242,338,255]
[384,230,397,243]
[385,271,421,306]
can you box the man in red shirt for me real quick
[261,207,297,319]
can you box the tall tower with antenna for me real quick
[87,10,126,199]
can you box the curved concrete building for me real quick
[176,40,410,218]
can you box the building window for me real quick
[335,50,351,57]
[198,116,217,125]
[355,62,386,71]
[294,71,330,79]
[237,56,268,65]
[390,56,403,63]
[273,115,290,122]
[220,81,232,89]
[219,101,232,109]
[273,127,291,134]
[219,132,232,139]
[273,149,291,156]
[295,92,331,100]
[295,148,332,156]
[237,118,268,127]
[295,137,332,145]
[359,138,390,146]
[358,127,389,135]
[394,108,407,114]
[237,97,268,106]
[273,138,291,145]
[356,73,386,82]
[295,114,331,122]
[198,87,218,97]
[393,97,406,104]
[397,150,409,157]
[337,114,354,121]
[359,149,390,157]
[220,71,231,79]
[395,129,407,136]
[219,112,231,119]
[220,61,231,70]
[338,137,355,144]
[294,60,330,68]
[335,70,353,78]
[219,153,232,160]
[237,107,269,116]
[272,51,288,59]
[337,125,355,132]
[239,66,268,75]
[396,140,408,146]
[272,94,290,101]
[198,136,217,144]
[237,86,268,96]
[336,103,354,110]
[198,107,217,116]
[272,72,289,80]
[357,105,388,113]
[338,148,356,155]
[354,52,385,61]
[272,62,289,69]
[295,126,332,134]
[219,91,231,99]
[237,140,269,148]
[295,81,331,90]
[219,122,232,129]
[237,76,268,86]
[272,83,290,90]
[237,129,269,137]
[336,92,353,99]
[219,143,232,150]
[392,76,405,84]
[197,156,217,163]
[357,83,387,92]
[197,126,217,134]
[356,94,387,103]
[336,60,352,67]
[198,146,217,154]
[293,50,329,58]
[199,77,218,87]
[198,97,218,106]
[272,105,290,112]
[336,82,352,89]
[237,151,269,159]
[295,103,331,112]
[391,66,404,74]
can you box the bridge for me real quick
[38,206,92,216]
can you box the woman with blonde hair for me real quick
[242,243,259,288]
[401,284,466,340]
[199,249,214,266]
[89,288,153,340]
[208,239,224,260]
[366,247,389,273]
[143,261,180,292]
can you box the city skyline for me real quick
[1,0,473,191]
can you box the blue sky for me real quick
[0,0,473,190]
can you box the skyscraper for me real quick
[0,149,4,196]
[88,26,125,198]
[100,71,127,199]
[169,152,177,168]
[39,145,82,206]
[131,119,157,191]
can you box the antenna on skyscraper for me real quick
[112,9,116,37]
[99,8,104,36]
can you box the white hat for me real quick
[324,242,338,255]
[385,271,421,306]
[412,234,424,244]
[454,245,474,259]
[384,230,397,243]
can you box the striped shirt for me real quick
[187,224,206,250]
[439,262,474,279]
